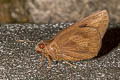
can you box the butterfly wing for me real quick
[54,10,109,41]
[48,10,109,61]
[53,27,101,61]
[74,10,109,39]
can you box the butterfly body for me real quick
[35,10,109,70]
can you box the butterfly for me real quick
[35,10,109,70]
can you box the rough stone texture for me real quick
[26,0,120,23]
[0,23,120,80]
[0,0,29,23]
[0,0,120,23]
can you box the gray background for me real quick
[0,23,120,80]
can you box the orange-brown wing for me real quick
[73,10,109,39]
[54,27,101,61]
[50,10,109,61]
[54,10,109,43]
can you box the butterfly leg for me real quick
[46,55,51,72]
[40,54,45,68]
[64,61,77,68]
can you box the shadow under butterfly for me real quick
[97,24,120,58]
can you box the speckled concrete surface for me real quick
[0,23,120,80]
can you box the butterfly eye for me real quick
[39,43,45,49]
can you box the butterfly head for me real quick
[35,40,46,54]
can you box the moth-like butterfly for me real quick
[35,10,109,70]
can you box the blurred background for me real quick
[0,0,120,24]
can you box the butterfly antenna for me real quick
[16,40,35,43]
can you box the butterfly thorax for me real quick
[46,42,60,60]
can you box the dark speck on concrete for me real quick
[0,23,120,80]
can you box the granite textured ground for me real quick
[0,23,120,80]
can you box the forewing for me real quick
[74,10,109,38]
[54,10,109,42]
[49,10,109,61]
[58,27,101,60]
